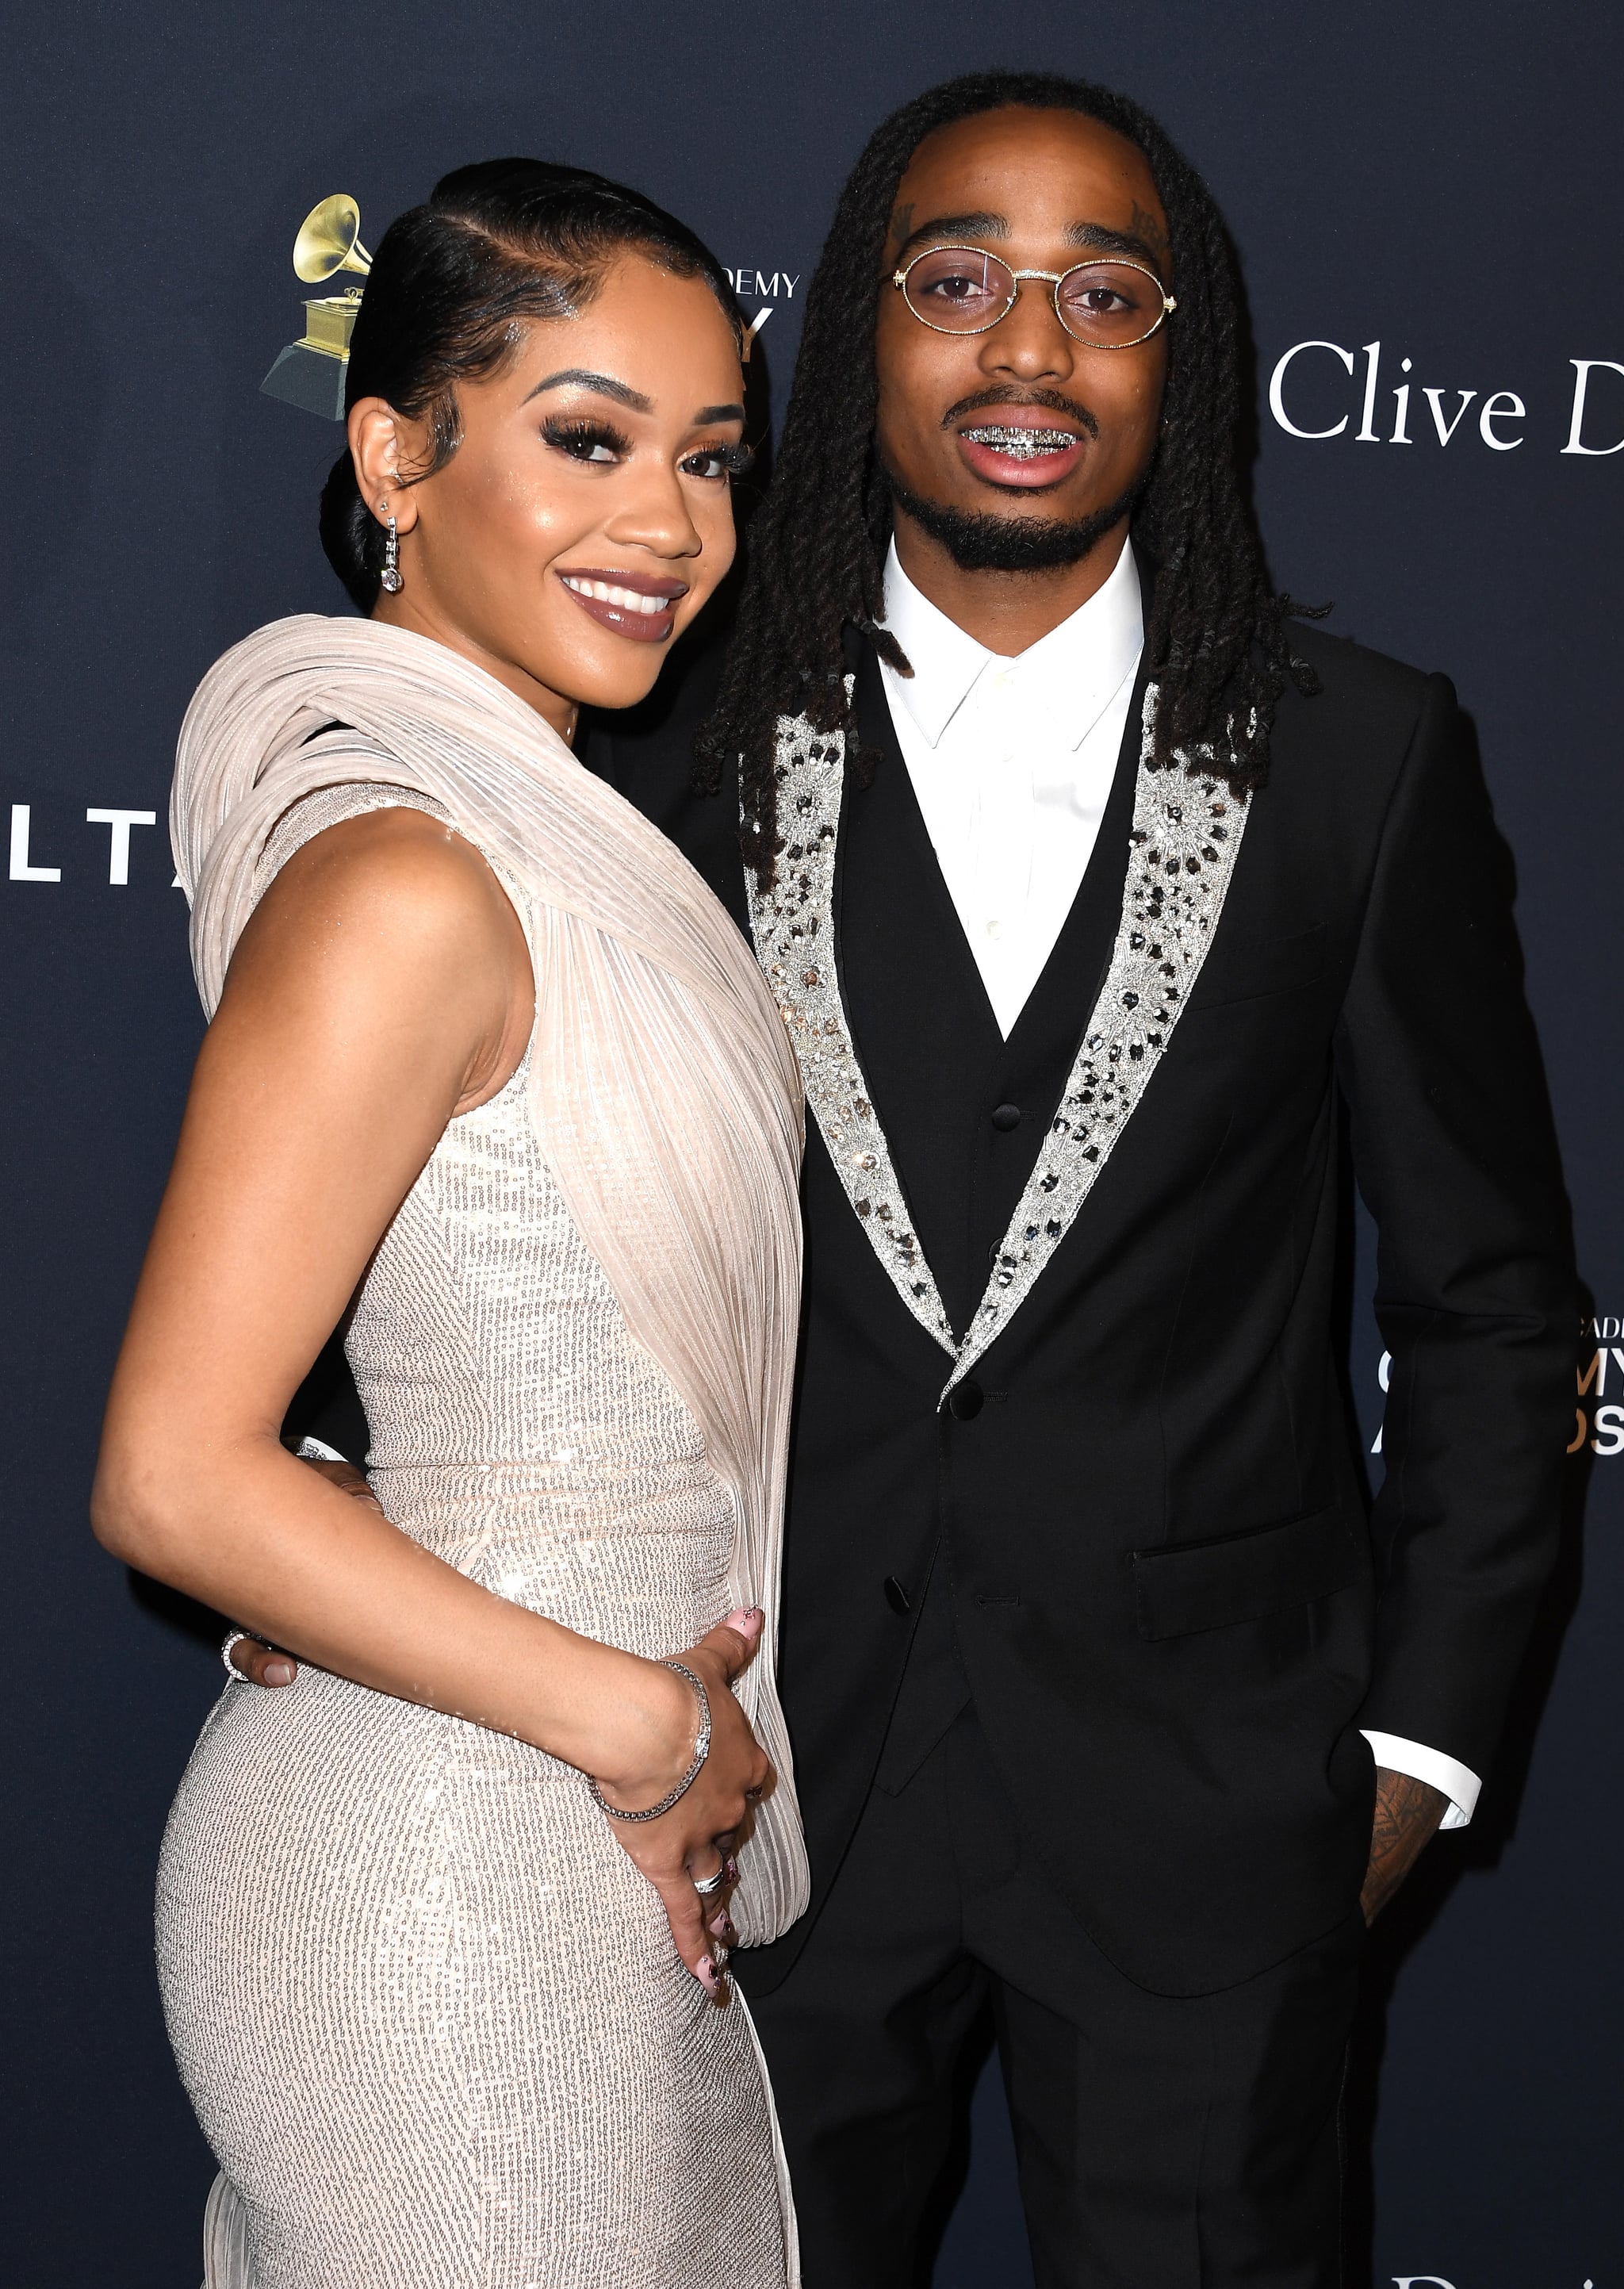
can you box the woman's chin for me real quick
[549,648,676,717]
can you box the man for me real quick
[253,71,1573,2286]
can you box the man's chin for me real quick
[889,476,1141,574]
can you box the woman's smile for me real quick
[557,566,690,642]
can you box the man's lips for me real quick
[956,423,1088,489]
[960,424,1082,459]
[557,567,688,645]
[950,402,1092,489]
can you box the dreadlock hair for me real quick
[696,71,1325,887]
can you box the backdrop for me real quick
[3,5,1618,2283]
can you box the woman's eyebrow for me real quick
[694,402,745,425]
[523,367,653,411]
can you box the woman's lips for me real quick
[557,569,687,645]
[956,421,1087,489]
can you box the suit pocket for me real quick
[1130,1503,1363,1640]
[1186,922,1329,1009]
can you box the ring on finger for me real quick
[692,1862,729,1897]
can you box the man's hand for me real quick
[1361,1766,1447,1923]
[226,1452,383,1686]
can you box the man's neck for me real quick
[890,512,1132,657]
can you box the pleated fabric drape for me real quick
[171,613,809,1944]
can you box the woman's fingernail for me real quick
[265,1660,294,1685]
[710,1911,735,1940]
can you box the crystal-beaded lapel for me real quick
[745,711,957,1352]
[745,687,1251,1397]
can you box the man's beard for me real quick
[887,471,1145,573]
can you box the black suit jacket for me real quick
[577,603,1575,1998]
[293,595,1573,1997]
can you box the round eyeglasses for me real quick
[892,245,1176,349]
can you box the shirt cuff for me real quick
[1360,1730,1480,1830]
[293,1435,349,1465]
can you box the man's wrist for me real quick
[1361,1767,1449,1923]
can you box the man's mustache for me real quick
[940,386,1099,438]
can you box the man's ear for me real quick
[347,399,421,535]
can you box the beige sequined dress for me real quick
[155,619,808,2289]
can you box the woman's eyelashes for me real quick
[542,416,631,466]
[539,415,752,484]
[682,440,754,482]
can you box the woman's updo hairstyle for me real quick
[319,157,741,612]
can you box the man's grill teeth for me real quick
[962,425,1076,458]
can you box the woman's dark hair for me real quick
[696,71,1324,888]
[320,157,741,612]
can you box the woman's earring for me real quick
[379,502,403,594]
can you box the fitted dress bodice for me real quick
[274,782,738,1662]
[159,782,794,2289]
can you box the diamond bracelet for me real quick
[587,1659,712,1823]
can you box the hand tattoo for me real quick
[1361,1768,1447,1924]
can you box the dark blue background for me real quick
[4,6,1618,2283]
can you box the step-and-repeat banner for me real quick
[3,5,1618,2283]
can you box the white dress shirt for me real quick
[879,534,1143,1040]
[877,535,1480,1830]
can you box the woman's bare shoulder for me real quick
[227,802,527,1026]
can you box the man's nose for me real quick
[979,278,1077,384]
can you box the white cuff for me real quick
[294,1435,349,1464]
[1360,1730,1480,1830]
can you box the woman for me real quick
[93,159,807,2287]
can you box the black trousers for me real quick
[739,1705,1364,2289]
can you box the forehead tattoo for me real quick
[1129,198,1168,263]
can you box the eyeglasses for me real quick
[891,245,1176,349]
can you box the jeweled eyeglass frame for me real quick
[891,245,1177,348]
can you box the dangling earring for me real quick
[379,500,403,594]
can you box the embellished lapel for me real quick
[745,686,1252,1395]
[745,704,959,1354]
[841,649,1006,1337]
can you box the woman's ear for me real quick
[347,399,421,535]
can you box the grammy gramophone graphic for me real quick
[260,194,373,421]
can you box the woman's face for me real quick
[351,254,747,738]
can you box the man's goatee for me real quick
[886,474,1146,573]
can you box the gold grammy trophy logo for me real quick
[260,194,373,422]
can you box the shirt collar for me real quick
[879,533,1144,752]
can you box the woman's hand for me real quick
[220,1524,773,1993]
[592,1608,772,1997]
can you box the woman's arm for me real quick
[94,808,763,1984]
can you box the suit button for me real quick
[883,1575,910,1614]
[949,1380,984,1421]
[990,1102,1021,1132]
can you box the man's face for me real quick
[874,106,1171,564]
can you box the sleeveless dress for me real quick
[155,774,799,2287]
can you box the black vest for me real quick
[838,647,1143,1790]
